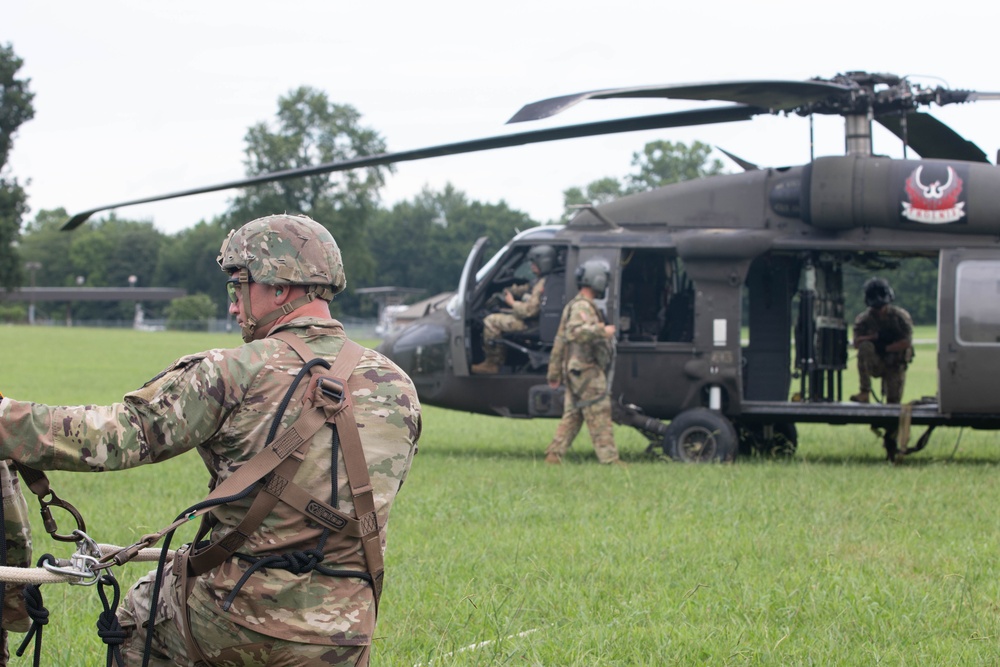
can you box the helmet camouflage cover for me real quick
[218,214,346,296]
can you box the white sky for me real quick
[4,0,999,234]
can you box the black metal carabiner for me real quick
[37,489,87,543]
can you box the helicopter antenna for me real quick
[809,114,815,162]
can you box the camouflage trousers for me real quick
[481,313,529,365]
[856,341,907,404]
[1,460,31,639]
[546,367,620,463]
[118,560,368,667]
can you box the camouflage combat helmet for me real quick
[576,258,611,297]
[527,245,557,276]
[863,277,895,308]
[218,214,346,342]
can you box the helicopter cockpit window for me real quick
[618,248,694,343]
[955,260,1000,345]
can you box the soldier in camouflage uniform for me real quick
[471,245,556,374]
[851,277,914,404]
[0,456,31,665]
[544,259,622,465]
[0,215,421,666]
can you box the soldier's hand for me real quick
[548,380,561,389]
[604,324,616,338]
[504,290,515,307]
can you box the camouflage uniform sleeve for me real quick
[853,310,874,339]
[0,350,241,471]
[0,460,31,633]
[507,282,530,299]
[895,307,914,339]
[547,308,569,385]
[510,276,546,319]
[564,298,606,344]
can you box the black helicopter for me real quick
[65,72,1000,462]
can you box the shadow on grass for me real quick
[421,444,1000,468]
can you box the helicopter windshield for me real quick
[476,225,563,284]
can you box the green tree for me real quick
[625,140,724,192]
[225,87,392,287]
[0,43,35,289]
[153,219,230,315]
[165,293,217,331]
[561,140,725,220]
[364,184,538,296]
[19,210,166,320]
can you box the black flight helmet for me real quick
[863,277,895,308]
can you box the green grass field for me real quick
[1,324,999,665]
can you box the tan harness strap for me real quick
[276,332,384,608]
[174,333,368,664]
[184,333,365,574]
[335,400,385,608]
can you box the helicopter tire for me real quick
[664,408,738,463]
[737,421,798,458]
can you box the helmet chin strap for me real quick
[238,272,335,343]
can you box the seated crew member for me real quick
[471,245,556,374]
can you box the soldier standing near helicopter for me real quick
[0,215,421,666]
[471,245,556,374]
[545,259,622,465]
[851,277,914,404]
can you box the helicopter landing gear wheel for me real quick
[663,408,738,463]
[737,422,798,458]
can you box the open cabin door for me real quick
[453,236,491,377]
[938,248,1000,413]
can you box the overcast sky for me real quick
[4,1,999,234]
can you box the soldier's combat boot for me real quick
[850,390,870,403]
[471,360,500,374]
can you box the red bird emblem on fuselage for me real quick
[901,165,966,224]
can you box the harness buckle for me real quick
[316,377,347,404]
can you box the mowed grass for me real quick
[1,325,999,665]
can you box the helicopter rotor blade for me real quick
[507,80,854,123]
[875,112,989,163]
[63,104,766,230]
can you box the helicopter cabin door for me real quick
[938,248,1000,413]
[454,236,491,376]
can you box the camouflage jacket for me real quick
[853,304,914,365]
[0,318,421,646]
[507,276,546,321]
[547,294,611,385]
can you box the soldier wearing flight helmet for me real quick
[472,245,557,374]
[851,277,914,404]
[544,258,623,465]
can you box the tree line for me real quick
[1,43,939,327]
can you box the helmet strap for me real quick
[243,286,333,342]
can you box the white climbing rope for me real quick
[0,544,173,585]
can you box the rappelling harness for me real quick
[0,335,384,666]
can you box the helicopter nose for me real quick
[377,323,450,381]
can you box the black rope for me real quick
[16,555,55,667]
[96,573,126,667]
